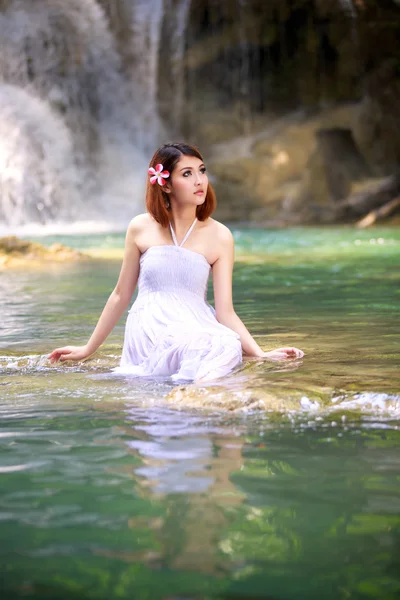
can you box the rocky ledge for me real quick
[0,236,88,269]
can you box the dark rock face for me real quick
[181,1,399,124]
[357,59,400,173]
[182,1,359,140]
[176,0,400,223]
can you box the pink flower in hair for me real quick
[148,163,170,186]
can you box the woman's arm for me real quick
[212,226,304,360]
[49,218,141,363]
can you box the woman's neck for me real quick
[169,206,197,231]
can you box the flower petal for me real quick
[149,175,158,184]
[148,167,156,175]
[155,163,164,173]
[160,170,170,178]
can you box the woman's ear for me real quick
[163,183,171,194]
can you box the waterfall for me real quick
[0,0,127,165]
[129,0,165,151]
[237,0,251,133]
[0,84,80,228]
[0,0,150,230]
[167,0,192,132]
[337,0,357,19]
[0,0,197,229]
[99,0,191,140]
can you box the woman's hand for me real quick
[262,347,304,360]
[48,345,91,364]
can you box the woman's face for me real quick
[166,155,208,207]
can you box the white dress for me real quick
[113,218,242,382]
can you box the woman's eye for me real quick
[183,167,206,177]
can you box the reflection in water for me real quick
[0,393,399,598]
[123,404,246,574]
[117,403,400,593]
[127,417,215,494]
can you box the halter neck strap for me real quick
[169,217,198,248]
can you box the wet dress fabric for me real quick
[113,218,242,382]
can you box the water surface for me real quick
[0,226,399,599]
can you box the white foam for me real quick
[0,220,129,238]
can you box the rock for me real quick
[208,102,400,225]
[334,175,400,220]
[208,104,360,222]
[0,235,88,268]
[296,125,374,222]
[356,60,400,173]
[0,236,33,254]
[315,128,371,201]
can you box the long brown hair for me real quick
[146,142,216,227]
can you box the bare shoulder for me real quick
[127,212,153,235]
[203,219,234,264]
[207,218,234,246]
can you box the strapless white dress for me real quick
[113,219,242,382]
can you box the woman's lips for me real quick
[195,191,204,195]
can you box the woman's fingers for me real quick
[48,347,71,362]
[48,345,89,363]
[264,347,305,360]
[291,347,304,358]
[276,347,304,358]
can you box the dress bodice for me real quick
[138,245,211,298]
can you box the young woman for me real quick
[49,142,304,382]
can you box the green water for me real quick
[1,226,399,599]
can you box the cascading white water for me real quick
[129,0,166,151]
[0,84,80,228]
[0,0,152,230]
[167,0,191,132]
[337,0,357,18]
[0,0,126,165]
[0,0,201,230]
[237,0,251,133]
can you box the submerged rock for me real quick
[0,235,88,268]
[166,383,307,413]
